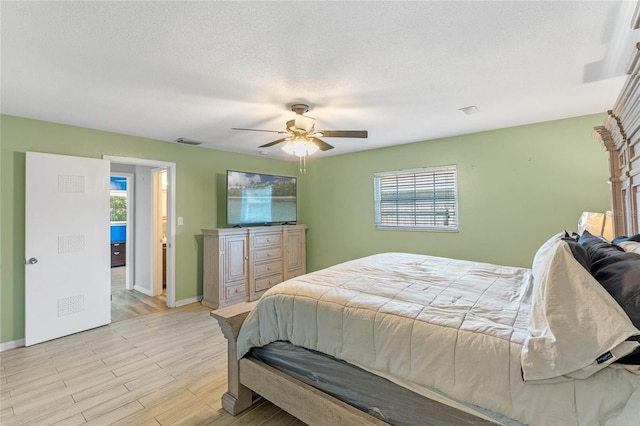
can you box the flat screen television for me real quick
[226,170,297,227]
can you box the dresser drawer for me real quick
[253,247,281,262]
[254,273,283,292]
[225,283,246,299]
[254,259,282,277]
[253,232,282,248]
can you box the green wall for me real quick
[0,113,611,344]
[0,115,297,344]
[301,113,611,271]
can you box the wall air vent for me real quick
[175,137,204,146]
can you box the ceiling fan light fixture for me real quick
[293,143,308,157]
[281,140,296,155]
[306,140,319,155]
[281,138,319,157]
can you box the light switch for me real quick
[178,217,184,226]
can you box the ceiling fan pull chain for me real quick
[299,156,306,174]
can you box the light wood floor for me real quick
[1,303,304,425]
[111,267,168,323]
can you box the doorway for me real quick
[105,155,177,310]
[153,169,168,297]
[110,173,133,290]
[109,171,168,322]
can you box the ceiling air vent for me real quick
[458,106,480,115]
[175,137,204,146]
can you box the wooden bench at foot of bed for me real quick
[210,302,493,426]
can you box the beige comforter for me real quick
[237,252,640,425]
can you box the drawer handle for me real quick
[113,243,120,247]
[114,251,120,255]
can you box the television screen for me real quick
[227,170,297,226]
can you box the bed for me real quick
[211,233,640,425]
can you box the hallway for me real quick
[111,267,167,322]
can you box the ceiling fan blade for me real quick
[258,137,290,148]
[231,127,288,134]
[316,130,368,138]
[311,137,334,151]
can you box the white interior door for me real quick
[25,152,111,346]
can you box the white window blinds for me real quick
[374,165,458,231]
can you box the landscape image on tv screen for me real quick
[227,171,297,226]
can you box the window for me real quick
[374,165,458,231]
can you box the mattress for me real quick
[237,251,640,425]
[250,341,505,425]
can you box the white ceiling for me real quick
[2,1,639,161]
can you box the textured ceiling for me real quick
[2,1,639,161]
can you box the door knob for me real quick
[27,257,38,264]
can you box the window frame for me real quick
[373,165,459,232]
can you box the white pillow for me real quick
[521,236,640,381]
[618,241,640,254]
[530,232,564,278]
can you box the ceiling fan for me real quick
[231,104,368,155]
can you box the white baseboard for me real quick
[175,295,203,307]
[1,338,25,352]
[133,285,153,296]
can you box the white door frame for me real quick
[103,155,176,308]
[110,172,135,290]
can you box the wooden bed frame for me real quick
[211,302,493,425]
[594,38,640,237]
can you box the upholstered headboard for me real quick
[593,7,640,238]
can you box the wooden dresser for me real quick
[202,225,306,309]
[110,242,126,267]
